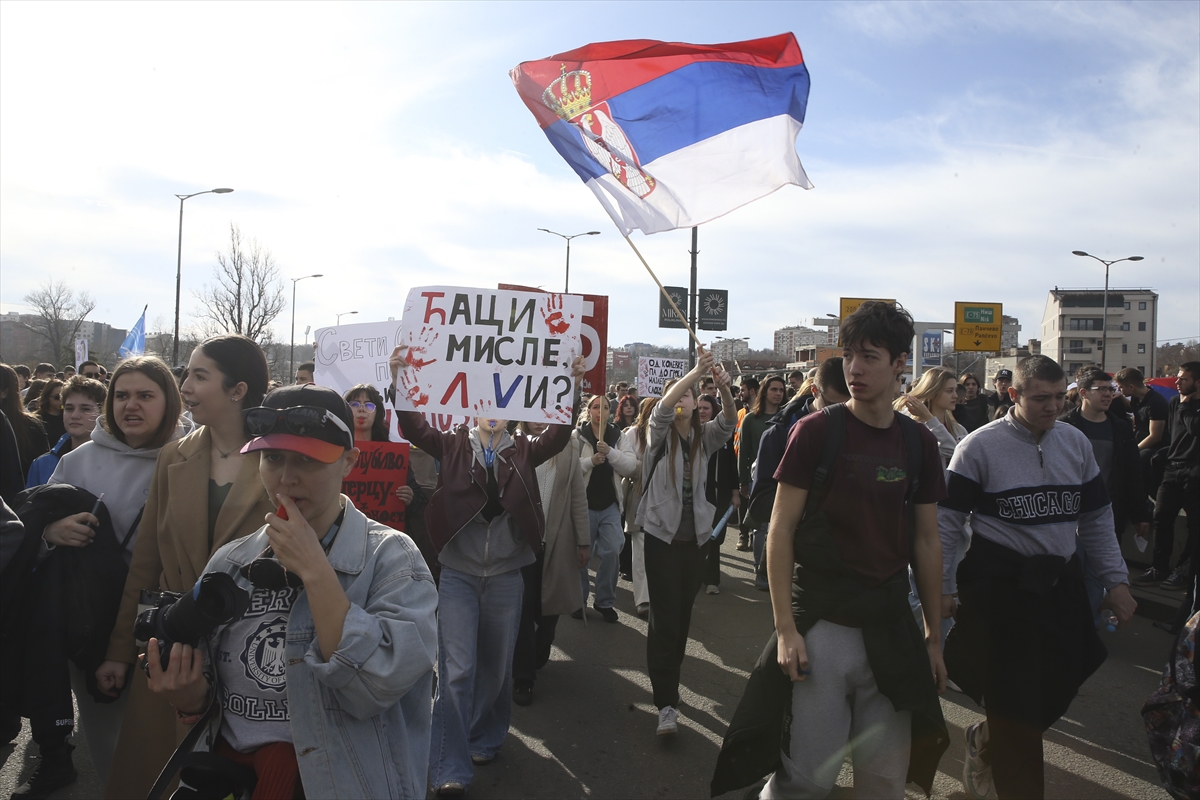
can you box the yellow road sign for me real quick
[954,302,1003,352]
[838,297,895,345]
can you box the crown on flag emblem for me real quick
[542,65,593,121]
[542,64,657,199]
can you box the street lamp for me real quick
[1071,251,1144,374]
[289,274,323,381]
[173,187,233,366]
[537,229,600,292]
[336,311,358,325]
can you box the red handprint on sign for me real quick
[398,370,429,408]
[406,326,440,369]
[540,294,572,337]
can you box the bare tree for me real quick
[22,280,97,365]
[194,224,286,344]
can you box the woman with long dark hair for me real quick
[573,393,638,623]
[737,374,786,591]
[35,378,67,453]
[97,336,276,800]
[345,383,390,443]
[621,397,659,618]
[637,349,736,737]
[0,363,50,481]
[696,393,739,595]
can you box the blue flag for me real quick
[118,307,146,360]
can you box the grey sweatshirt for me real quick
[437,428,535,577]
[938,409,1126,593]
[635,402,735,547]
[49,417,191,560]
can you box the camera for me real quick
[134,572,250,673]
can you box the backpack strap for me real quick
[895,412,924,504]
[800,404,846,522]
[120,506,144,552]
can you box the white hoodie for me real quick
[49,416,192,559]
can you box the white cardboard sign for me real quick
[392,286,583,425]
[637,356,688,398]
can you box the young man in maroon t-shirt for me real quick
[760,301,949,798]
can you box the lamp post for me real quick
[336,311,358,325]
[537,229,600,292]
[173,187,233,366]
[1071,251,1144,374]
[714,336,750,375]
[289,274,323,381]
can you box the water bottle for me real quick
[1100,610,1117,633]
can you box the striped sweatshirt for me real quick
[938,409,1126,593]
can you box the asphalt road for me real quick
[1,535,1181,799]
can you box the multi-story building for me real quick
[1041,287,1158,378]
[773,325,830,357]
[0,311,128,366]
[710,337,750,362]
[1001,315,1021,351]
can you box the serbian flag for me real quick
[511,33,812,235]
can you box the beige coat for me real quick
[540,438,590,616]
[103,426,274,800]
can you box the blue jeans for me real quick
[751,527,769,590]
[580,504,623,610]
[429,566,524,788]
[1075,537,1106,629]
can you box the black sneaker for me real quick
[595,605,619,624]
[1131,567,1166,586]
[1162,566,1191,591]
[570,608,584,620]
[512,682,533,707]
[11,743,77,799]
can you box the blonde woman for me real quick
[896,365,968,668]
[621,397,659,618]
[895,366,968,468]
[572,393,637,623]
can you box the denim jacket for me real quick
[194,497,438,799]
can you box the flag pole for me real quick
[621,235,705,352]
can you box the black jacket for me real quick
[1,484,132,704]
[1062,407,1152,525]
[711,506,949,797]
[954,395,991,433]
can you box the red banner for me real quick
[498,284,608,395]
[342,441,410,530]
[612,351,630,369]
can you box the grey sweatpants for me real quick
[760,621,912,799]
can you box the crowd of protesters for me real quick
[0,303,1196,800]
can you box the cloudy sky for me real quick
[2,1,1196,357]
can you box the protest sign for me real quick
[393,286,584,425]
[637,356,688,397]
[313,319,471,439]
[499,284,608,396]
[342,441,410,529]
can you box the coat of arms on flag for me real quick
[512,33,812,236]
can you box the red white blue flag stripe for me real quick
[511,34,812,235]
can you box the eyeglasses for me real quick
[348,401,377,412]
[243,406,354,449]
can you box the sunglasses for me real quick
[243,405,354,448]
[348,401,377,412]
[240,547,305,591]
[82,372,100,379]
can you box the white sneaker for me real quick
[962,721,996,799]
[656,706,678,736]
[705,585,720,595]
